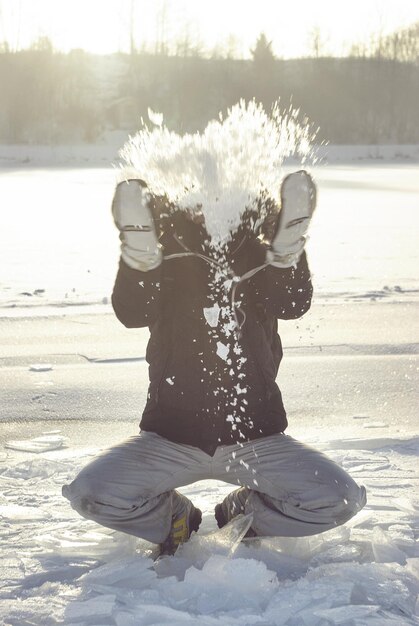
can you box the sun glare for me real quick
[1,0,419,56]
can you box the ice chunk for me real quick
[387,524,415,550]
[83,555,156,587]
[177,513,253,562]
[4,434,67,453]
[261,525,351,562]
[0,597,64,625]
[156,554,278,616]
[153,555,195,581]
[305,562,417,618]
[154,514,254,581]
[406,557,419,578]
[114,605,201,625]
[236,537,309,580]
[38,524,139,560]
[265,578,354,625]
[65,594,116,621]
[357,615,419,625]
[216,341,229,361]
[29,363,53,372]
[20,564,93,590]
[203,303,220,327]
[197,554,278,605]
[392,497,419,514]
[1,458,69,479]
[314,604,381,623]
[0,505,46,522]
[0,556,25,590]
[371,526,407,564]
[310,542,362,566]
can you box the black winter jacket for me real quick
[112,218,312,455]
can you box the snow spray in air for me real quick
[118,100,318,445]
[119,100,318,244]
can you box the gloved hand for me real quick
[112,179,162,272]
[267,170,316,268]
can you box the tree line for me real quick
[0,26,418,145]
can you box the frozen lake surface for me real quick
[0,163,418,314]
[0,423,418,625]
[0,159,418,624]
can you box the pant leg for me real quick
[213,433,367,537]
[62,431,211,543]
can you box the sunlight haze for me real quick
[1,0,419,57]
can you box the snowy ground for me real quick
[0,155,418,625]
[0,156,418,314]
[0,305,418,625]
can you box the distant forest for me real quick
[0,25,418,145]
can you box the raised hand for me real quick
[112,179,162,272]
[267,170,316,269]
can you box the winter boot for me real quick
[159,491,202,556]
[215,487,256,537]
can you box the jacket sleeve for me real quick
[111,258,162,328]
[256,252,313,320]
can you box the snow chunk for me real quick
[148,107,163,127]
[216,341,229,361]
[203,303,220,327]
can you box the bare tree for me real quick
[175,22,193,57]
[308,26,329,58]
[378,22,419,64]
[224,34,240,60]
[129,0,136,55]
[155,0,170,55]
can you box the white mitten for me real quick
[112,179,162,272]
[267,170,316,268]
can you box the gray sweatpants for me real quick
[62,432,366,544]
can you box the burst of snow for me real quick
[119,101,318,244]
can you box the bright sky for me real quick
[1,0,418,57]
